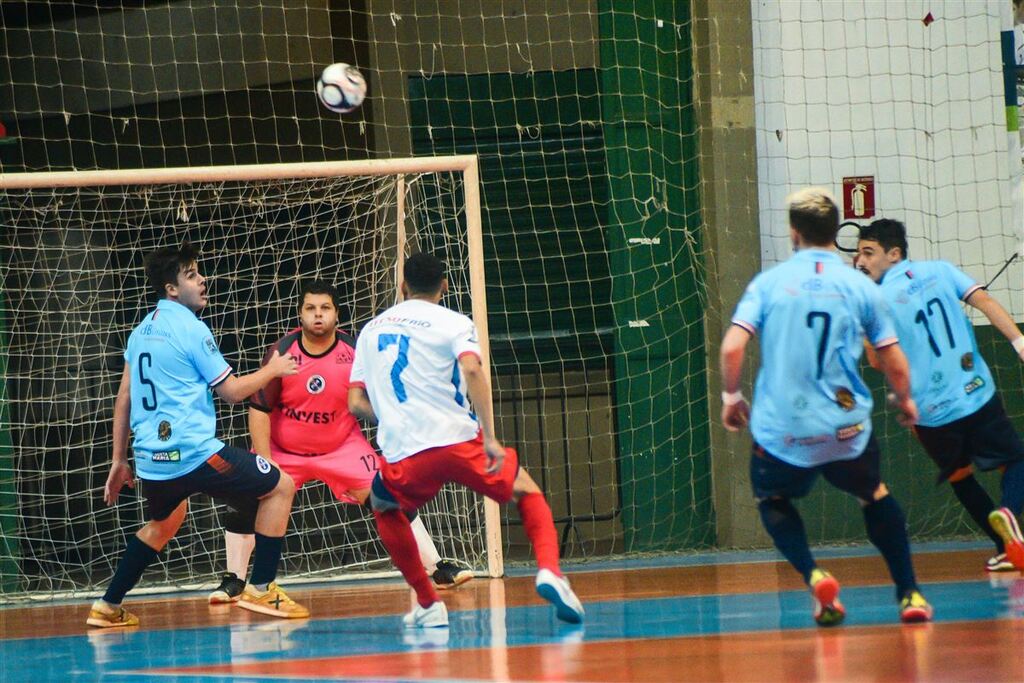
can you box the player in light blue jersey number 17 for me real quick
[88,242,308,629]
[857,219,1024,573]
[720,187,932,625]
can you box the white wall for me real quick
[751,0,1023,319]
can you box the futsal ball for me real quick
[316,63,367,113]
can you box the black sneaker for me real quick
[208,572,246,604]
[431,560,473,590]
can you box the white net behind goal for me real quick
[0,164,487,597]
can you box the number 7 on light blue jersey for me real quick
[378,333,410,402]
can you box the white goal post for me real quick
[0,154,503,599]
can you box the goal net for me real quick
[2,1,1022,599]
[0,158,495,598]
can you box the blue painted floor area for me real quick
[5,575,1023,683]
[506,538,993,576]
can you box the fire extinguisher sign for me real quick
[842,176,875,220]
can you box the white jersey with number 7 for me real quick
[350,299,482,463]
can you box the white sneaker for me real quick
[535,568,585,624]
[402,600,449,628]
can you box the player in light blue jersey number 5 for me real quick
[88,242,308,629]
[857,219,1024,573]
[720,187,932,626]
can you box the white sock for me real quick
[410,515,441,574]
[225,531,255,581]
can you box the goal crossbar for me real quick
[0,155,480,189]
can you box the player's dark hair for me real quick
[787,187,840,247]
[298,280,340,310]
[144,242,200,298]
[404,252,446,295]
[859,219,909,259]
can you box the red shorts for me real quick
[379,435,519,510]
[271,428,381,505]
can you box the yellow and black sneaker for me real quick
[899,589,933,623]
[809,568,845,627]
[237,582,310,619]
[86,600,140,629]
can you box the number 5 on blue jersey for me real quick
[378,333,410,402]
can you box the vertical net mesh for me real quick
[751,1,1024,542]
[0,170,486,596]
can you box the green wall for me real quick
[600,0,712,549]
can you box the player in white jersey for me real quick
[348,252,584,629]
[208,281,472,603]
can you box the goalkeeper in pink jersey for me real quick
[349,253,584,629]
[209,280,472,604]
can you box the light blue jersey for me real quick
[877,259,993,427]
[123,299,232,480]
[732,249,898,467]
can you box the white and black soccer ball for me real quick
[316,63,367,114]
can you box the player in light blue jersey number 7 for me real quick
[720,187,932,626]
[857,219,1024,573]
[88,242,308,629]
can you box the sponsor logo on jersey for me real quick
[784,434,829,447]
[904,274,937,297]
[369,315,431,329]
[834,388,855,411]
[279,406,339,424]
[151,450,180,462]
[964,376,985,395]
[255,455,272,474]
[158,420,172,441]
[307,374,326,394]
[835,422,865,441]
[203,337,218,355]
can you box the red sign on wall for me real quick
[842,176,875,220]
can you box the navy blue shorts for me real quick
[914,394,1024,483]
[750,435,882,502]
[140,445,281,521]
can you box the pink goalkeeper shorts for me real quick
[271,428,381,505]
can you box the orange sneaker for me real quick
[809,568,845,626]
[988,508,1024,570]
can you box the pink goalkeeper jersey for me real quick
[250,329,360,456]
[350,299,482,463]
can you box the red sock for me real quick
[373,509,439,607]
[517,492,561,575]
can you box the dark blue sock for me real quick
[102,535,159,605]
[249,532,284,588]
[1000,460,1024,515]
[758,498,816,582]
[863,495,917,600]
[951,475,1003,553]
